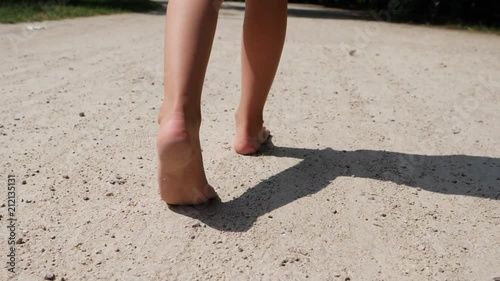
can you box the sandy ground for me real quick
[1,2,500,280]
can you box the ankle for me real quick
[158,105,201,130]
[235,110,263,134]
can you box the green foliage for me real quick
[0,0,163,23]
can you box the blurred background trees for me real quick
[292,0,500,26]
[1,0,499,27]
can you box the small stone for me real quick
[349,50,356,56]
[62,175,69,179]
[190,235,195,239]
[83,197,90,201]
[268,215,273,219]
[79,112,85,117]
[44,271,55,280]
[238,247,243,252]
[381,213,387,217]
[105,192,114,197]
[22,180,27,185]
[16,238,25,244]
[191,222,201,228]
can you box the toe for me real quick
[258,126,270,144]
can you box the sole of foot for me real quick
[234,126,270,155]
[157,116,216,205]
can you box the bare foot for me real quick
[234,114,270,155]
[157,114,216,205]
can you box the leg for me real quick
[157,0,222,205]
[234,0,287,155]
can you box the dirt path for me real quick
[1,3,499,280]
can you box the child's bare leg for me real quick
[157,0,222,205]
[234,0,287,155]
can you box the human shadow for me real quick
[170,142,500,232]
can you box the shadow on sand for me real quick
[170,141,500,232]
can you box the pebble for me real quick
[22,180,27,185]
[79,112,85,117]
[44,271,55,280]
[191,222,201,228]
[62,175,69,179]
[106,192,114,197]
[238,247,244,252]
[16,238,25,244]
